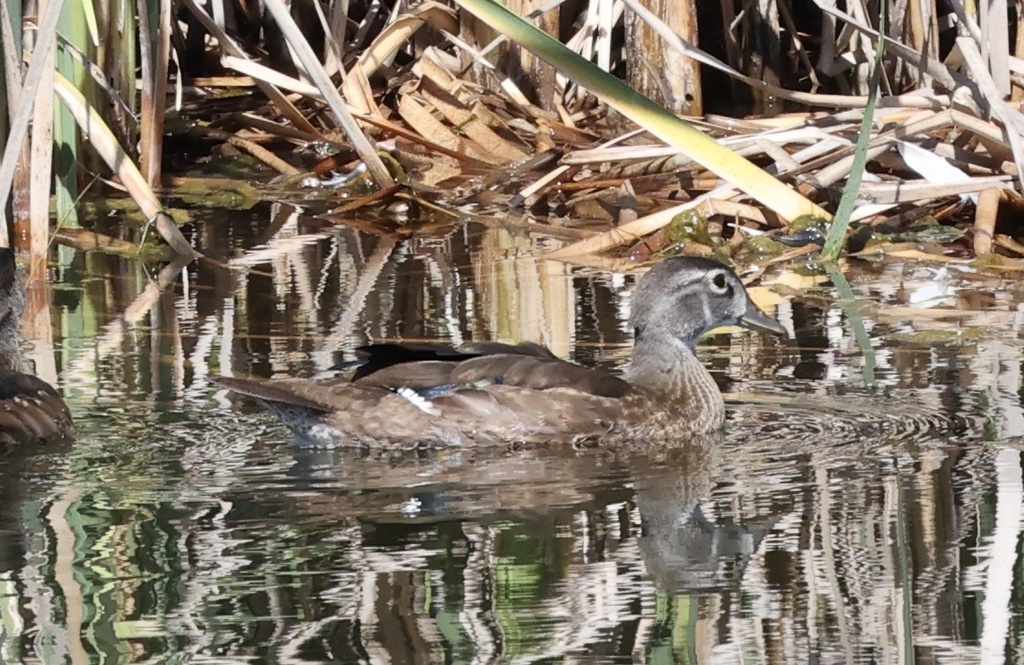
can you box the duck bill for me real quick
[739,301,788,337]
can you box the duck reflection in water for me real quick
[290,431,780,586]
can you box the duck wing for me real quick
[354,342,630,399]
[212,341,634,446]
[0,370,74,445]
[450,354,630,397]
[350,343,479,381]
[350,340,556,381]
[280,341,507,398]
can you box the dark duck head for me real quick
[0,248,74,445]
[212,257,787,448]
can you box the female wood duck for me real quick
[0,248,74,445]
[213,257,786,448]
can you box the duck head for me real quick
[629,257,786,348]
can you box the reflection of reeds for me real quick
[474,227,573,357]
[6,433,1000,662]
[14,217,1024,663]
[60,257,188,400]
[21,272,59,386]
[47,487,87,665]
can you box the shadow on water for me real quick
[1,205,1022,663]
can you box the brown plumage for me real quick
[0,370,74,445]
[212,257,786,448]
[0,248,74,445]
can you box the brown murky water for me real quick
[2,205,1022,663]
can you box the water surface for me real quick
[3,209,1022,663]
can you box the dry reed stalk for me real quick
[27,0,57,271]
[179,0,319,136]
[137,0,173,187]
[262,0,394,186]
[974,188,1002,255]
[53,73,195,258]
[0,0,62,250]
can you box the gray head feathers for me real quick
[630,257,778,348]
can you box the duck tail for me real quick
[210,376,331,414]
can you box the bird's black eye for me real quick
[711,271,728,292]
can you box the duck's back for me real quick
[213,342,644,447]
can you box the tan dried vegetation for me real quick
[4,0,1024,270]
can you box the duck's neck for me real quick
[0,321,20,373]
[0,274,25,374]
[624,332,724,424]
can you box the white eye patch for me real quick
[707,270,730,293]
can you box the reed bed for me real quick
[1,0,1023,269]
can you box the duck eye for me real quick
[710,271,729,292]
